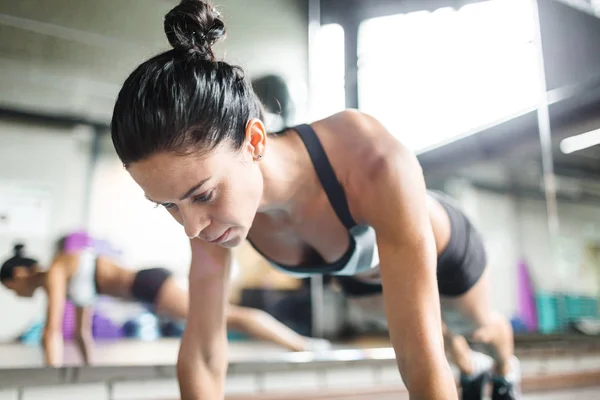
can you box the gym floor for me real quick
[1,336,599,400]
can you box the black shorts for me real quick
[335,191,487,298]
[131,267,172,305]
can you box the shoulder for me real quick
[47,252,80,280]
[314,110,422,222]
[315,109,416,173]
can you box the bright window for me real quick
[310,23,345,120]
[358,0,539,152]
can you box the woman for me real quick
[0,242,329,366]
[110,1,519,399]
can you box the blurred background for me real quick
[0,0,600,399]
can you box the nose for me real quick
[180,207,211,239]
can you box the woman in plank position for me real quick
[1,241,328,366]
[110,1,520,398]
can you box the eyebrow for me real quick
[145,177,212,205]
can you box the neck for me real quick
[257,132,317,217]
[32,270,46,289]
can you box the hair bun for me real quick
[164,0,226,61]
[13,244,24,256]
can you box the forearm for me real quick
[385,283,457,399]
[42,331,64,367]
[389,318,457,399]
[75,332,94,365]
[400,355,457,400]
[177,336,228,400]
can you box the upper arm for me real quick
[349,115,443,364]
[361,142,439,310]
[185,239,232,350]
[349,112,434,266]
[44,264,68,334]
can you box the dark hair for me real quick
[0,244,38,282]
[111,0,263,167]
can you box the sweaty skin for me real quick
[129,110,459,400]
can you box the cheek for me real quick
[235,169,263,208]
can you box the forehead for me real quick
[127,147,235,201]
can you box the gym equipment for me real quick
[62,301,76,339]
[18,320,44,345]
[160,319,185,338]
[122,312,160,341]
[92,312,123,339]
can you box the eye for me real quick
[154,202,177,210]
[192,190,214,204]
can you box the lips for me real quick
[209,228,230,244]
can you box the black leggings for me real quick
[336,191,487,298]
[130,267,172,305]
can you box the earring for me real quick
[257,154,263,160]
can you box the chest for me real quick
[248,194,351,267]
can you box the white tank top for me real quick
[66,248,98,308]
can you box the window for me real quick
[358,0,538,152]
[310,23,345,120]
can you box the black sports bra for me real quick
[247,124,380,277]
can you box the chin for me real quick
[221,235,243,248]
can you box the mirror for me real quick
[0,0,314,369]
[2,0,597,376]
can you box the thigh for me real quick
[440,266,493,336]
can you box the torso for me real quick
[247,111,451,280]
[51,250,136,306]
[94,256,136,299]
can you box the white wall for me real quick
[87,148,191,275]
[0,119,92,341]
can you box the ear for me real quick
[244,118,267,161]
[13,267,30,279]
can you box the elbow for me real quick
[177,335,228,380]
[176,349,228,400]
[202,349,228,378]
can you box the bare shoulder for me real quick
[43,254,72,291]
[47,252,79,279]
[314,109,415,170]
[312,110,421,222]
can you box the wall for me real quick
[0,118,92,341]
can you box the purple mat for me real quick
[517,259,537,332]
[62,301,76,340]
[64,231,93,252]
[63,231,122,258]
[92,312,124,339]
